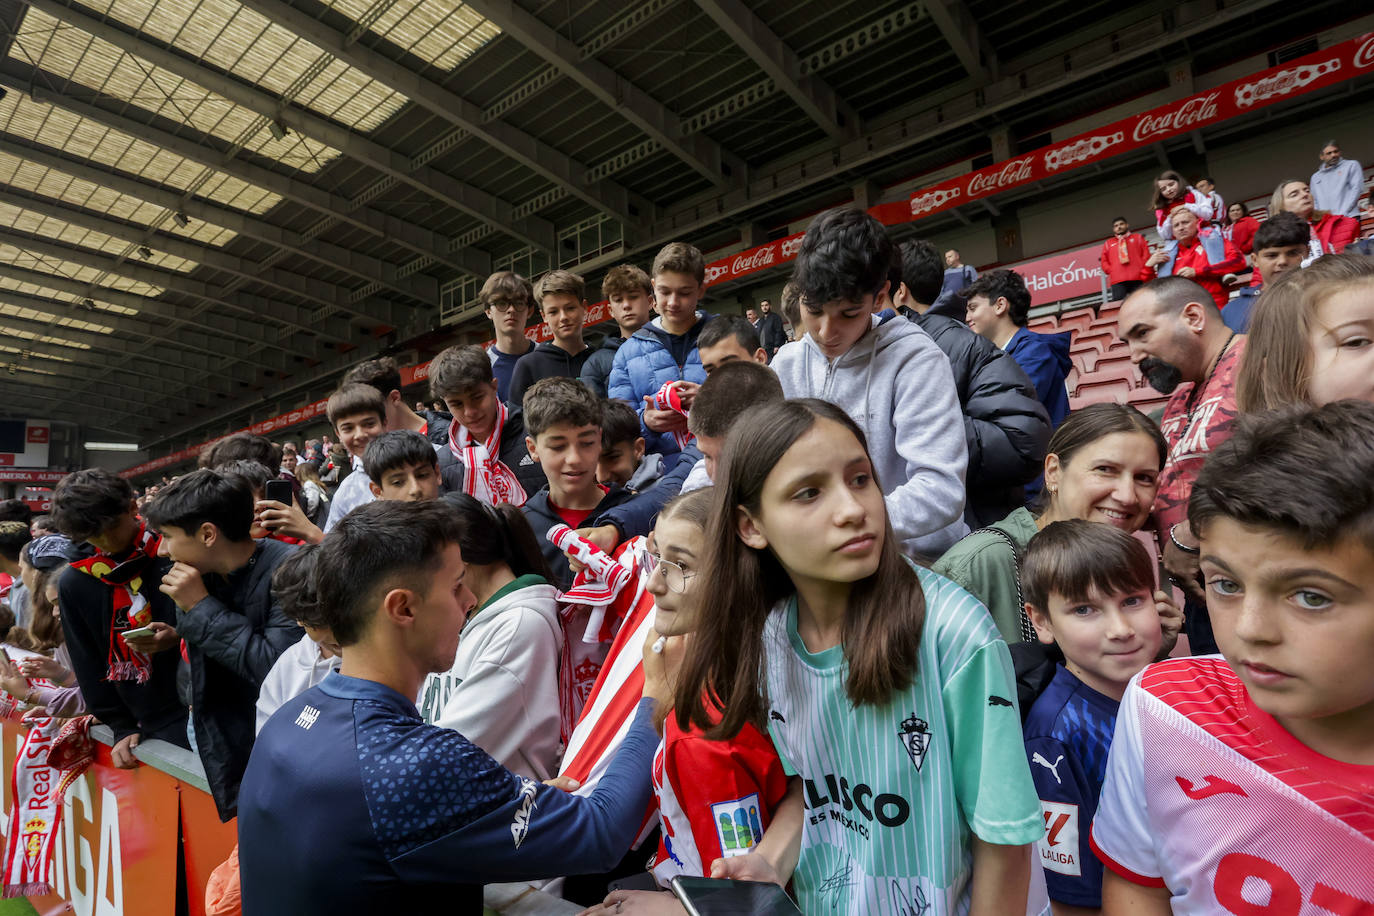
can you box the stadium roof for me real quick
[0,0,1358,448]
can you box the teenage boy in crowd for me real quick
[482,270,537,403]
[685,359,784,489]
[145,470,301,821]
[596,399,665,493]
[238,500,667,915]
[773,207,970,556]
[429,344,547,503]
[963,267,1073,431]
[343,356,449,447]
[608,242,710,458]
[1117,276,1244,656]
[582,265,655,397]
[1095,400,1374,912]
[1221,211,1310,333]
[255,545,339,734]
[364,431,442,503]
[51,470,189,766]
[893,241,1051,526]
[1143,208,1246,311]
[696,315,768,374]
[321,384,388,531]
[0,521,30,620]
[1020,520,1163,913]
[520,378,635,589]
[509,269,594,408]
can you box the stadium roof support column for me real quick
[923,0,998,84]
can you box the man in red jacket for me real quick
[1099,217,1151,302]
[1144,209,1245,311]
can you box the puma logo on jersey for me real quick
[987,695,1013,707]
[1176,774,1248,800]
[769,710,786,723]
[511,778,539,848]
[1032,752,1065,784]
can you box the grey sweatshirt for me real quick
[770,314,970,557]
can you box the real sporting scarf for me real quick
[68,522,161,684]
[651,381,693,451]
[2,715,94,897]
[546,524,636,742]
[448,401,528,507]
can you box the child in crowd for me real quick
[772,207,970,556]
[964,268,1073,431]
[419,494,560,782]
[255,545,339,734]
[597,398,665,492]
[608,242,710,458]
[321,384,388,531]
[586,489,790,914]
[344,355,450,447]
[521,377,635,589]
[363,431,441,502]
[684,359,784,489]
[686,398,1042,914]
[509,269,594,407]
[429,344,547,503]
[0,540,84,718]
[1220,210,1310,333]
[1237,253,1374,410]
[1151,169,1213,240]
[51,469,188,766]
[1094,400,1374,911]
[146,469,302,821]
[583,265,656,397]
[239,500,669,915]
[1020,520,1163,912]
[696,315,768,375]
[0,520,30,621]
[481,271,537,403]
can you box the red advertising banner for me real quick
[0,470,66,484]
[908,32,1374,219]
[1018,244,1106,307]
[122,32,1372,480]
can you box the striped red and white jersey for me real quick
[559,536,659,843]
[1091,656,1374,914]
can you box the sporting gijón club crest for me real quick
[898,713,931,772]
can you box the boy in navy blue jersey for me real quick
[238,499,667,916]
[1020,520,1163,912]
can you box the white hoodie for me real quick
[418,575,562,782]
[255,633,340,734]
[770,314,970,557]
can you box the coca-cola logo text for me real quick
[967,156,1035,196]
[1132,92,1220,142]
[731,246,777,276]
[1355,35,1374,70]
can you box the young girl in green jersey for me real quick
[676,398,1043,916]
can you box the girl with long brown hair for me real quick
[676,398,1041,915]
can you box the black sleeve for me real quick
[596,446,697,539]
[962,341,1052,488]
[58,570,139,741]
[508,358,534,411]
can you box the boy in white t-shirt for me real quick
[255,545,339,734]
[1092,401,1374,913]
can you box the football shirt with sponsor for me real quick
[650,711,789,885]
[1091,657,1374,913]
[1023,665,1120,907]
[762,564,1043,915]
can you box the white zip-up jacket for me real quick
[771,314,970,557]
[418,575,562,781]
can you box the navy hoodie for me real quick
[1004,327,1073,428]
[508,343,595,409]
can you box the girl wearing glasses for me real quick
[586,488,790,915]
[674,399,1042,916]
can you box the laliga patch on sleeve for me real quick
[711,794,764,858]
[1037,800,1081,876]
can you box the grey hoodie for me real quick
[771,314,970,557]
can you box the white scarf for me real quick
[447,401,528,506]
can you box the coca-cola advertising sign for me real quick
[908,32,1371,220]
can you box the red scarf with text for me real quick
[448,401,528,507]
[2,715,94,897]
[68,521,161,684]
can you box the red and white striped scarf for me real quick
[68,521,161,684]
[448,401,527,507]
[2,715,94,897]
[651,381,693,451]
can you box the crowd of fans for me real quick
[3,135,1372,916]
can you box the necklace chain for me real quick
[1183,332,1236,429]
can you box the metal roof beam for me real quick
[231,0,645,229]
[691,0,856,140]
[0,185,385,317]
[0,132,435,303]
[0,63,483,278]
[0,385,158,434]
[923,0,998,84]
[5,369,185,420]
[24,0,555,251]
[460,0,738,188]
[0,307,238,376]
[0,339,245,398]
[0,226,362,346]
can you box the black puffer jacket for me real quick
[436,406,548,498]
[176,538,302,821]
[580,336,625,398]
[909,311,1052,527]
